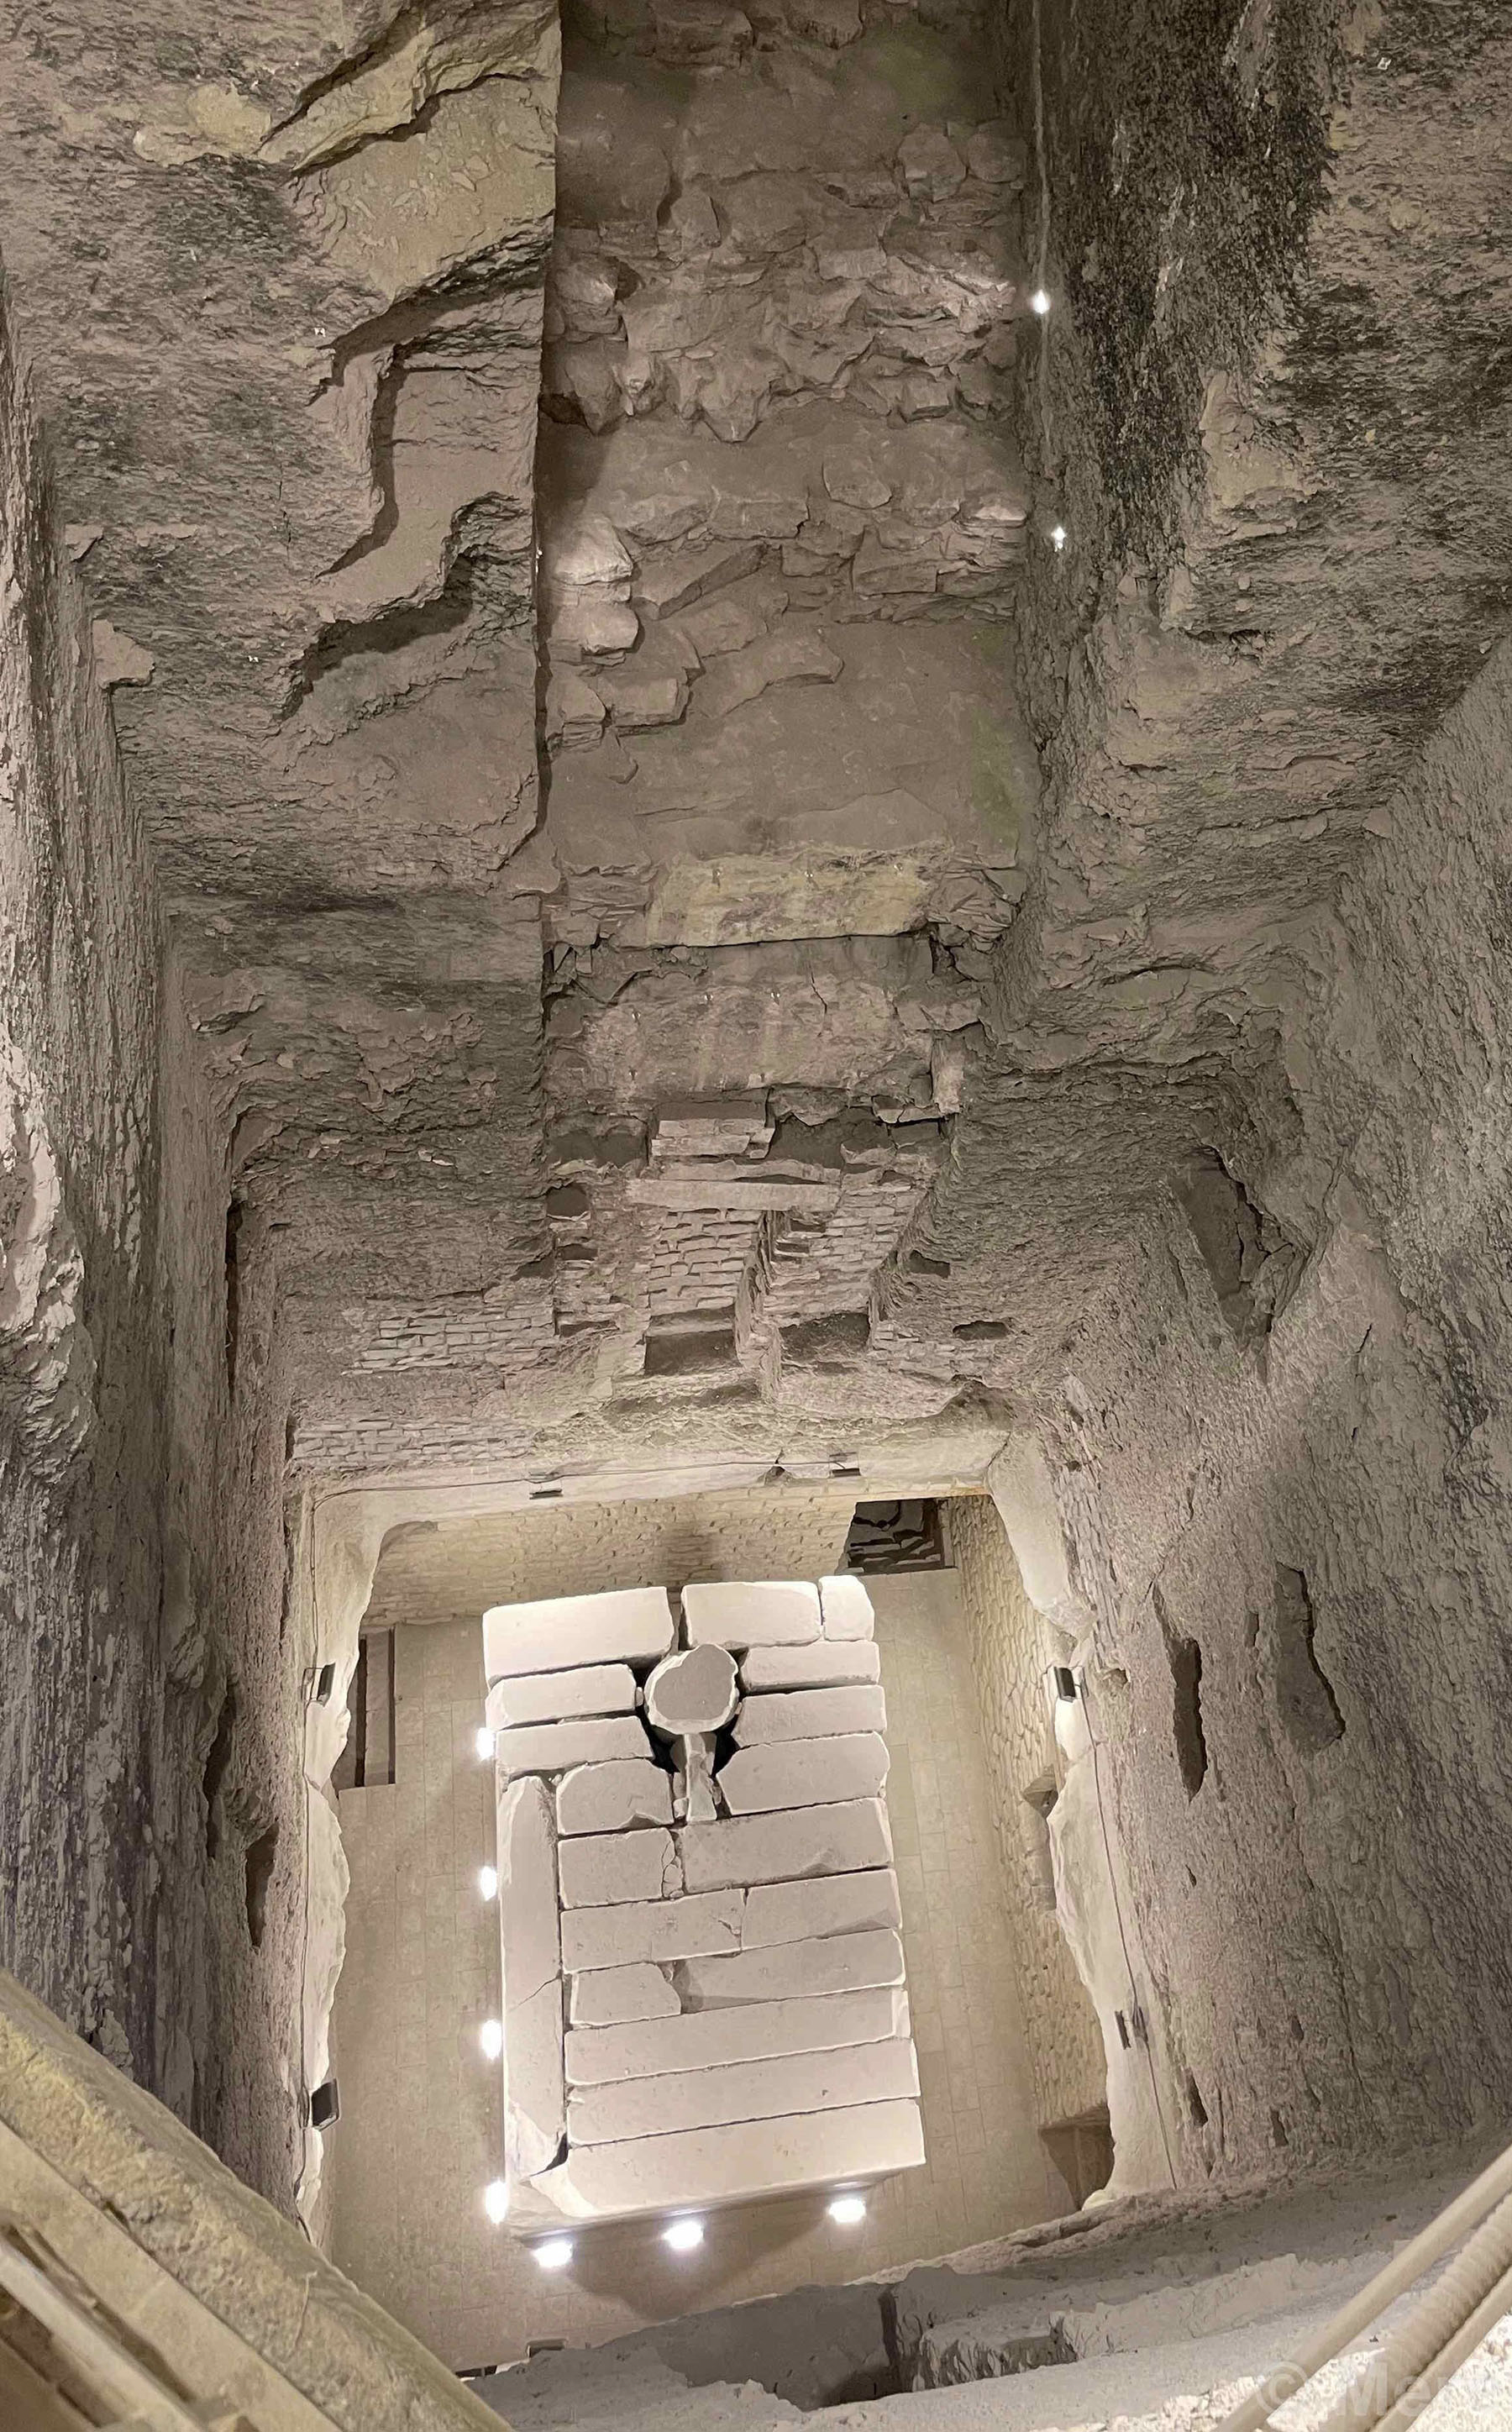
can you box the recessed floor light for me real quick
[1030,286,1052,315]
[662,2216,705,2252]
[534,2236,575,2271]
[480,2019,503,2061]
[479,1864,498,1900]
[484,2180,509,2225]
[829,2193,868,2226]
[475,1725,494,1760]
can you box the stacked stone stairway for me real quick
[480,1573,924,2225]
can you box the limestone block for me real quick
[742,1867,902,1949]
[696,631,844,720]
[569,2033,919,2145]
[897,126,966,202]
[682,1579,822,1650]
[819,1573,875,1641]
[742,1638,881,1690]
[496,1778,565,2180]
[483,1585,675,1681]
[569,1964,681,2028]
[487,1662,638,1729]
[732,1684,886,1745]
[493,1714,651,1779]
[559,1827,680,1909]
[566,1984,909,2084]
[562,1889,744,1974]
[557,1758,675,1836]
[531,2099,926,2217]
[680,1798,892,1890]
[716,1733,889,1814]
[677,1926,905,2009]
[645,1642,739,1734]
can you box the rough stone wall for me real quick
[949,1496,1104,2137]
[0,267,302,2209]
[363,1484,858,1626]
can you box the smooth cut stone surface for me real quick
[496,1777,565,2181]
[741,1866,902,1948]
[568,1963,680,2027]
[562,1888,744,1973]
[732,1683,886,1746]
[741,1639,881,1690]
[677,1927,906,2009]
[559,1826,679,1909]
[486,1662,639,1728]
[645,1641,739,1734]
[682,1579,822,1649]
[565,1984,909,2083]
[557,1758,674,1836]
[491,1712,650,1776]
[568,2033,920,2145]
[716,1732,888,1814]
[679,1798,892,1890]
[484,1585,675,1681]
[820,1573,876,1641]
[504,1975,567,2181]
[530,2098,926,2217]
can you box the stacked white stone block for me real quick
[480,1573,923,2227]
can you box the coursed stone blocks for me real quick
[484,1585,675,1681]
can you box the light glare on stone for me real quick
[663,2215,705,2252]
[483,2179,509,2225]
[1030,286,1052,315]
[1051,525,1068,553]
[479,1864,499,1900]
[480,2018,503,2061]
[535,2236,575,2271]
[829,2192,868,2225]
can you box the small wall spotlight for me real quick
[1029,286,1052,316]
[1050,525,1068,553]
[662,2215,705,2252]
[480,2019,503,2062]
[1054,1664,1078,1702]
[478,1864,499,1900]
[483,2179,509,2225]
[475,1724,494,1761]
[534,2236,576,2271]
[828,2192,868,2226]
[309,2078,340,2131]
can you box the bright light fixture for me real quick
[662,2215,705,2253]
[1030,286,1052,316]
[1050,525,1068,553]
[828,2193,868,2226]
[534,2236,576,2272]
[475,1724,494,1761]
[479,1864,499,1900]
[483,2179,509,2225]
[480,2018,503,2062]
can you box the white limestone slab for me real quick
[732,1684,886,1746]
[484,1585,675,1682]
[562,1888,744,1974]
[486,1662,638,1728]
[742,1867,902,1948]
[559,1827,679,1909]
[565,1984,909,2084]
[680,1798,892,1891]
[569,2034,919,2145]
[568,1964,680,2027]
[492,1713,650,1778]
[820,1573,876,1641]
[716,1733,889,1815]
[496,1777,564,2179]
[557,1758,673,1836]
[741,1639,881,1690]
[677,1927,906,2009]
[531,2098,926,2217]
[682,1579,822,1649]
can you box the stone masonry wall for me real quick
[949,1496,1105,2137]
[0,264,302,2209]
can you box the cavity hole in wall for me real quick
[1167,1632,1208,1799]
[1270,2108,1289,2148]
[245,1824,278,1948]
[843,1499,949,1573]
[202,1683,237,1858]
[1184,2071,1209,2130]
[334,1628,396,1793]
[224,1197,245,1393]
[1273,1564,1346,1753]
[1115,2009,1131,2050]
